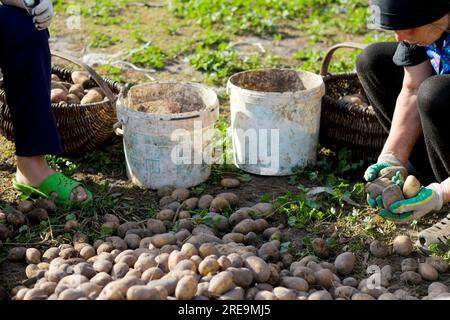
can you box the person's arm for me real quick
[380,60,434,165]
[0,0,26,9]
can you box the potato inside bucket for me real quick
[127,83,206,114]
[229,69,306,93]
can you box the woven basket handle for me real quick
[51,51,117,105]
[320,42,368,76]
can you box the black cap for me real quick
[371,0,449,30]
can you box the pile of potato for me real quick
[365,167,422,213]
[340,94,369,107]
[1,182,449,300]
[51,71,107,105]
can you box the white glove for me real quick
[23,0,53,30]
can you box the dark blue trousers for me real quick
[0,5,62,156]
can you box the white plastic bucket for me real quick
[116,82,219,189]
[227,68,325,176]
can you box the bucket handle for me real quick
[320,42,368,76]
[51,51,118,106]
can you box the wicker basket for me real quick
[0,51,122,156]
[319,42,388,163]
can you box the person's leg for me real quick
[356,42,434,184]
[0,6,86,202]
[415,75,450,252]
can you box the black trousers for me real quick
[0,5,62,156]
[356,42,450,185]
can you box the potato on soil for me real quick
[8,246,27,262]
[232,219,255,234]
[334,252,356,275]
[393,235,413,256]
[17,200,34,213]
[28,208,48,224]
[209,196,230,213]
[370,240,390,258]
[25,248,41,264]
[217,193,240,207]
[172,188,190,202]
[198,195,214,209]
[208,271,234,296]
[418,263,439,281]
[221,178,240,188]
[311,238,330,259]
[175,275,198,300]
[198,257,220,276]
[156,209,175,221]
[146,219,166,235]
[244,256,270,283]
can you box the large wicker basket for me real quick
[319,42,388,163]
[0,51,122,156]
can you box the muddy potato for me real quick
[401,258,418,272]
[172,188,190,202]
[426,257,449,273]
[124,234,141,250]
[168,251,189,271]
[63,220,79,232]
[221,178,240,189]
[7,210,26,226]
[263,227,281,240]
[311,238,330,259]
[71,71,90,88]
[208,271,234,297]
[252,203,274,217]
[400,271,423,285]
[186,234,223,247]
[370,240,390,258]
[116,254,138,268]
[314,269,336,289]
[73,263,96,279]
[159,196,175,209]
[253,219,269,233]
[156,209,175,222]
[198,257,220,276]
[382,184,404,211]
[258,241,280,262]
[192,224,215,236]
[0,224,10,241]
[232,219,256,234]
[25,248,41,264]
[146,219,166,235]
[97,242,114,255]
[182,198,198,210]
[151,233,177,248]
[177,211,190,220]
[147,277,177,296]
[141,267,165,282]
[196,195,213,210]
[28,208,48,224]
[244,232,258,245]
[23,288,48,300]
[365,177,392,199]
[428,282,449,295]
[180,243,198,258]
[418,263,439,281]
[66,93,80,105]
[222,233,245,243]
[8,246,27,262]
[334,252,356,276]
[198,243,220,259]
[217,256,232,270]
[51,88,67,103]
[175,275,198,300]
[99,280,130,300]
[216,193,239,207]
[69,83,84,95]
[59,247,78,259]
[209,196,230,213]
[25,264,39,279]
[290,265,316,285]
[117,222,139,238]
[155,253,170,274]
[157,186,174,198]
[227,253,244,268]
[244,256,270,283]
[393,235,413,256]
[210,214,229,232]
[111,262,129,279]
[17,200,34,213]
[229,208,252,226]
[403,175,421,199]
[80,89,103,104]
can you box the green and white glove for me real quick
[364,153,405,182]
[380,183,444,224]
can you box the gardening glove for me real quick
[379,183,444,224]
[364,153,405,182]
[23,0,53,30]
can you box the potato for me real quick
[218,287,245,300]
[426,257,449,273]
[117,255,138,268]
[290,265,315,285]
[111,262,130,279]
[197,194,213,209]
[28,208,48,224]
[73,263,96,279]
[69,83,84,94]
[254,290,277,300]
[244,256,270,283]
[222,233,245,243]
[418,263,439,281]
[210,196,230,213]
[80,89,103,104]
[369,240,390,258]
[216,193,239,207]
[379,166,408,180]
[208,271,234,297]
[51,88,67,103]
[400,271,423,285]
[252,203,274,217]
[332,285,357,300]
[141,267,164,282]
[156,209,175,222]
[403,175,421,198]
[382,184,404,211]
[26,248,41,264]
[147,277,178,296]
[258,241,280,262]
[25,264,39,279]
[217,256,232,270]
[17,200,34,213]
[51,81,69,92]
[146,219,166,235]
[272,287,296,300]
[124,285,161,300]
[159,196,175,209]
[7,210,26,226]
[180,243,198,258]
[8,246,27,262]
[157,186,174,198]
[351,293,376,300]
[198,257,220,276]
[377,293,398,300]
[308,290,333,300]
[244,232,258,245]
[90,272,113,287]
[314,269,336,289]
[232,219,256,234]
[198,243,220,259]
[96,242,114,255]
[172,188,190,202]
[393,235,413,256]
[0,224,10,241]
[99,280,130,300]
[23,288,48,300]
[71,71,90,88]
[192,225,215,236]
[66,93,81,105]
[175,275,198,300]
[428,282,448,295]
[181,198,198,211]
[93,259,113,273]
[124,234,141,250]
[168,250,188,271]
[187,234,223,247]
[312,238,330,259]
[64,220,79,232]
[221,178,240,188]
[334,252,356,276]
[36,282,57,296]
[253,219,269,233]
[341,94,365,105]
[401,258,418,272]
[151,233,177,248]
[155,253,170,273]
[365,177,392,199]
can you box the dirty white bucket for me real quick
[116,82,219,189]
[227,68,325,176]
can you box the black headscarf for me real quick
[371,0,449,30]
